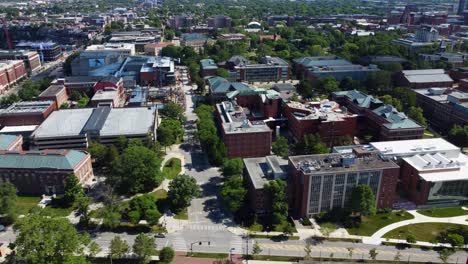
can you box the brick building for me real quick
[200,59,218,77]
[139,57,175,87]
[144,42,173,56]
[0,149,94,195]
[244,155,288,214]
[289,149,400,217]
[371,139,468,207]
[395,69,453,89]
[413,88,468,133]
[215,101,272,158]
[223,55,290,83]
[0,134,23,151]
[0,50,41,75]
[207,15,232,29]
[284,100,358,144]
[0,101,56,127]
[332,90,424,141]
[0,60,27,94]
[38,84,69,109]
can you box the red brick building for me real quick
[0,60,27,94]
[93,76,125,99]
[332,90,424,141]
[0,149,94,195]
[288,149,400,217]
[234,90,282,120]
[284,101,358,144]
[0,101,56,126]
[38,84,69,109]
[215,101,272,158]
[0,50,42,75]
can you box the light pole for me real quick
[229,247,235,262]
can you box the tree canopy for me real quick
[168,174,200,211]
[351,184,376,216]
[220,176,247,214]
[272,136,289,158]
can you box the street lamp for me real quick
[229,247,235,262]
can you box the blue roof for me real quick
[207,76,252,94]
[373,105,422,129]
[200,59,218,70]
[293,56,351,68]
[0,135,19,150]
[0,150,88,170]
[333,90,383,109]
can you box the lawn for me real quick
[174,208,188,220]
[423,129,435,139]
[41,205,75,217]
[417,207,468,218]
[346,211,414,236]
[383,223,468,242]
[191,252,228,258]
[162,158,182,179]
[16,196,41,215]
[149,189,168,200]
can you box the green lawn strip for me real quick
[417,207,468,218]
[249,234,300,240]
[174,208,188,220]
[383,223,468,242]
[347,211,414,236]
[162,158,182,179]
[16,196,41,215]
[149,189,168,200]
[41,205,75,217]
[191,252,228,258]
[252,255,425,263]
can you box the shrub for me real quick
[159,246,175,263]
[128,210,141,224]
[302,217,312,226]
[145,209,161,225]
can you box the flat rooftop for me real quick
[91,90,118,101]
[0,101,54,115]
[216,101,271,135]
[244,155,288,189]
[413,88,449,103]
[289,152,399,175]
[38,84,66,98]
[286,100,356,122]
[0,134,20,150]
[403,152,468,182]
[32,107,156,138]
[402,69,453,84]
[371,138,460,159]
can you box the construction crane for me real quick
[1,16,12,50]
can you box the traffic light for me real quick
[199,242,202,245]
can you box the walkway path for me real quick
[363,210,468,245]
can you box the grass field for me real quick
[347,211,414,236]
[191,252,228,258]
[417,207,468,218]
[383,223,468,242]
[174,208,188,220]
[162,158,182,179]
[16,196,41,215]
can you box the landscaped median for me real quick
[346,210,414,236]
[383,222,468,242]
[162,157,182,179]
[417,207,468,218]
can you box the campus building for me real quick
[244,155,288,214]
[395,69,454,89]
[413,88,468,133]
[332,90,424,141]
[31,107,158,150]
[0,134,23,151]
[0,101,56,127]
[200,59,218,77]
[289,149,400,217]
[37,84,69,109]
[207,15,232,29]
[284,100,358,144]
[370,138,468,207]
[0,50,42,75]
[180,33,215,52]
[16,42,62,62]
[293,56,379,82]
[0,149,94,195]
[224,56,290,83]
[0,60,27,94]
[215,101,272,158]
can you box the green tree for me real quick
[222,158,244,177]
[406,233,416,244]
[88,142,108,166]
[110,236,129,260]
[0,182,17,223]
[64,174,84,207]
[407,106,427,127]
[220,176,247,214]
[296,79,313,98]
[317,76,339,94]
[252,241,262,257]
[446,233,464,248]
[159,246,175,263]
[145,209,161,225]
[272,136,289,158]
[393,87,416,110]
[115,135,128,150]
[438,248,453,264]
[106,145,120,167]
[113,146,163,194]
[350,184,376,216]
[157,119,184,147]
[216,68,229,78]
[162,101,185,122]
[265,179,288,229]
[133,233,157,263]
[128,210,141,224]
[14,214,88,264]
[365,71,392,95]
[88,241,101,257]
[320,222,336,238]
[369,248,378,260]
[295,133,329,155]
[76,195,91,227]
[448,125,468,147]
[168,174,200,211]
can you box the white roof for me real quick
[371,138,460,158]
[0,125,37,133]
[99,108,155,136]
[32,109,93,138]
[404,153,468,182]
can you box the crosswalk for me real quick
[229,234,244,254]
[166,233,188,251]
[185,224,227,231]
